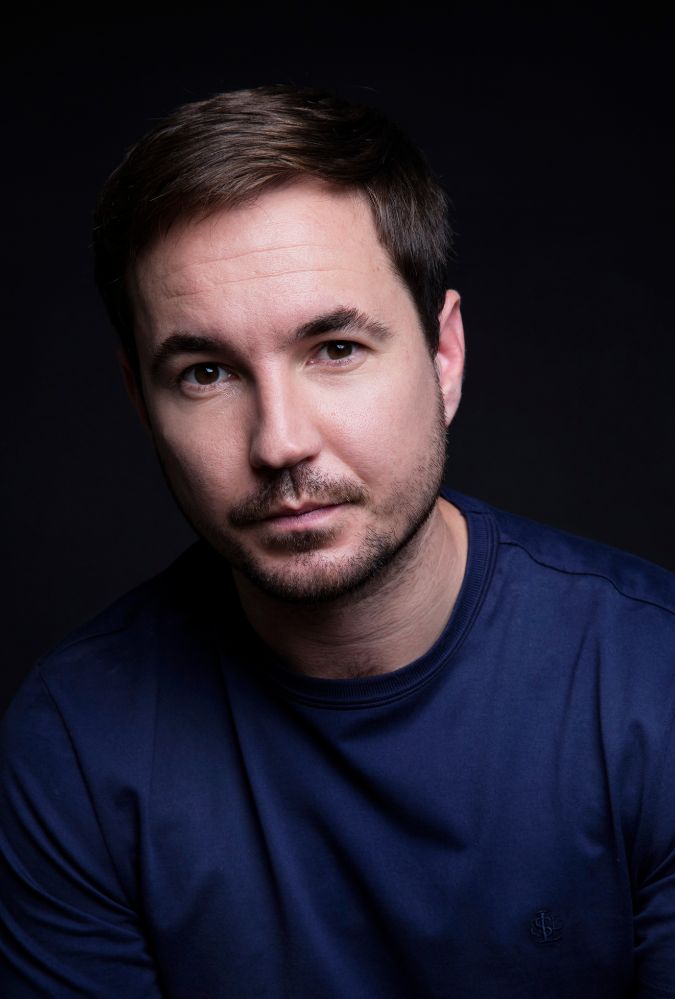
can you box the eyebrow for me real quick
[149,307,393,378]
[150,333,223,378]
[292,308,393,344]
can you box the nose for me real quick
[249,373,322,471]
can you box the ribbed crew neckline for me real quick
[235,492,497,709]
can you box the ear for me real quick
[434,290,465,426]
[119,350,151,432]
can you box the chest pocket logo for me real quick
[529,909,563,943]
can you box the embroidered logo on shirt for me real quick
[529,910,563,943]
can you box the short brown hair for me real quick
[93,85,451,365]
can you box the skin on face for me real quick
[128,179,465,606]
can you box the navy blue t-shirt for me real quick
[2,492,675,997]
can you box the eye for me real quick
[314,341,359,363]
[180,363,232,388]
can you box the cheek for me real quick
[149,404,247,504]
[319,360,440,477]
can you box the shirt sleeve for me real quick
[633,692,675,998]
[0,668,163,998]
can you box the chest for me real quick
[135,677,635,998]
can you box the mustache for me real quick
[228,468,368,526]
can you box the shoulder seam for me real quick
[43,621,133,660]
[498,539,675,619]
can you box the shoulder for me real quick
[451,489,675,620]
[448,489,675,722]
[449,492,675,842]
[1,542,240,894]
[0,546,232,942]
[4,542,237,743]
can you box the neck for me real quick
[234,498,468,680]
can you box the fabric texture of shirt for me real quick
[2,491,675,998]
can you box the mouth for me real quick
[229,475,368,532]
[258,502,346,529]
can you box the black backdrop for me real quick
[2,9,674,712]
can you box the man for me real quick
[1,86,674,998]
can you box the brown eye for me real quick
[180,363,232,391]
[324,342,353,360]
[193,364,220,384]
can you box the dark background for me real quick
[2,8,674,712]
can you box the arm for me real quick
[0,669,163,998]
[632,694,675,998]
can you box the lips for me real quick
[228,472,368,529]
[256,503,346,532]
[262,502,338,521]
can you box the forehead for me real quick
[130,180,413,338]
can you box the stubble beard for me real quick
[156,389,448,606]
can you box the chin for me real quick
[223,504,437,606]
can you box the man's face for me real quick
[130,180,463,602]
